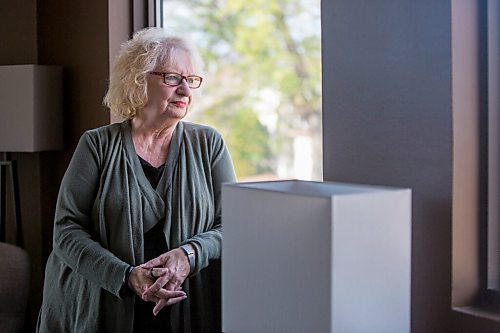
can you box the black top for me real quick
[138,155,165,190]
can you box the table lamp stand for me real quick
[0,152,24,248]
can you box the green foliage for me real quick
[193,101,272,178]
[164,0,322,179]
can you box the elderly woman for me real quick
[37,28,236,333]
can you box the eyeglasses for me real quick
[149,71,203,89]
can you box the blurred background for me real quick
[161,0,322,181]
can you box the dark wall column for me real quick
[321,1,452,332]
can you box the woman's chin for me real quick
[160,107,188,121]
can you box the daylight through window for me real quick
[160,0,322,181]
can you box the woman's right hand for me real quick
[127,266,187,307]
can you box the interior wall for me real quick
[38,0,111,146]
[0,0,37,64]
[109,0,137,124]
[321,1,452,332]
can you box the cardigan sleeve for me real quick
[52,132,130,298]
[182,133,236,274]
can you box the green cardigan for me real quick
[37,120,236,333]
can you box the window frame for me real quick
[451,1,500,328]
[483,0,500,306]
[131,0,160,31]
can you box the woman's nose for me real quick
[176,79,192,97]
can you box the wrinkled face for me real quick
[144,51,196,120]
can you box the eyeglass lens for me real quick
[164,74,202,88]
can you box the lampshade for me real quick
[0,65,63,152]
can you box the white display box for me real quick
[222,180,411,333]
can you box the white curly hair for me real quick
[103,27,203,119]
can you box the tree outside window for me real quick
[161,0,322,181]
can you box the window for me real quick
[158,0,322,181]
[485,0,500,307]
[451,0,500,321]
[451,0,500,316]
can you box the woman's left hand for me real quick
[140,248,191,315]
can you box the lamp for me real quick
[0,65,63,248]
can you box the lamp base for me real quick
[0,152,24,248]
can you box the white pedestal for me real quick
[222,180,411,333]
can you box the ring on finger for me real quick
[150,267,155,279]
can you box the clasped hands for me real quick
[128,247,191,315]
